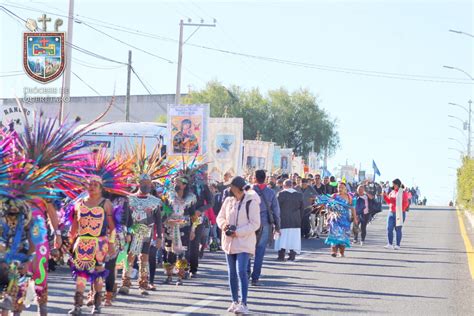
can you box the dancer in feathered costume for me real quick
[161,154,207,286]
[65,149,129,315]
[13,110,97,316]
[118,140,167,296]
[0,131,63,316]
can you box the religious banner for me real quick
[272,145,281,174]
[207,117,243,181]
[280,148,293,174]
[308,151,320,175]
[167,104,209,159]
[243,140,274,174]
[292,156,305,176]
[0,105,35,133]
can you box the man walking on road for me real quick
[275,180,304,261]
[297,178,317,239]
[249,170,280,286]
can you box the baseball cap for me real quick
[230,176,247,190]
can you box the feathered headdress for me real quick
[0,132,58,210]
[13,97,114,198]
[14,113,89,197]
[81,148,131,196]
[166,152,208,193]
[123,138,171,183]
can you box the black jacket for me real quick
[277,189,304,229]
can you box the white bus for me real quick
[77,122,167,155]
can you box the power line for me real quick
[72,71,100,95]
[4,2,473,84]
[0,73,24,78]
[79,22,175,64]
[72,71,143,122]
[66,42,128,65]
[130,66,167,113]
[72,57,125,70]
[130,66,152,95]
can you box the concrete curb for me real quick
[463,209,474,229]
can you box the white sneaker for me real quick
[384,244,394,249]
[360,241,364,246]
[227,302,239,313]
[234,303,249,314]
[131,268,138,279]
[394,245,400,250]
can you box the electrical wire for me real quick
[3,2,472,84]
[72,57,125,70]
[72,71,143,121]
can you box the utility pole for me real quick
[60,0,74,124]
[175,20,184,106]
[175,19,216,105]
[125,50,132,122]
[468,100,472,157]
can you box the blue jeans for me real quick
[226,253,250,304]
[249,223,271,281]
[387,212,406,246]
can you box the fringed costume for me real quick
[65,149,130,316]
[119,140,167,295]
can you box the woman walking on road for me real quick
[383,179,409,250]
[217,176,261,314]
[320,182,357,257]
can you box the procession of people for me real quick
[0,109,418,316]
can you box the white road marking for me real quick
[172,295,222,315]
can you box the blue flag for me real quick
[322,168,332,178]
[372,160,381,176]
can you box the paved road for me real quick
[23,206,474,315]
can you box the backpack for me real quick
[241,198,263,242]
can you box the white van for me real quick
[77,122,167,155]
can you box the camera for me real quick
[224,224,237,236]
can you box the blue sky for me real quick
[1,0,473,205]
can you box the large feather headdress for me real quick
[123,138,170,183]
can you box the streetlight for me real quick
[443,65,474,80]
[449,102,470,114]
[449,125,468,140]
[448,137,466,148]
[448,114,467,126]
[449,29,474,38]
[448,147,464,155]
[446,100,472,157]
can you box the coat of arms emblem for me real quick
[23,31,65,83]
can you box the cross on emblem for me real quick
[39,37,49,46]
[37,14,51,31]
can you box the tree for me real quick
[457,156,474,210]
[183,81,339,157]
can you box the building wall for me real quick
[0,94,186,123]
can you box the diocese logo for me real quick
[23,14,65,83]
[23,32,65,83]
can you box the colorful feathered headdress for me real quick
[81,148,131,196]
[123,138,170,183]
[13,97,114,198]
[0,132,58,210]
[167,152,208,193]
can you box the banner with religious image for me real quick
[292,156,305,176]
[207,117,243,181]
[167,104,209,159]
[272,145,281,174]
[280,148,293,174]
[243,140,274,174]
[308,151,320,175]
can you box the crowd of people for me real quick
[0,111,421,315]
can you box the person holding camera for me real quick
[217,176,261,314]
